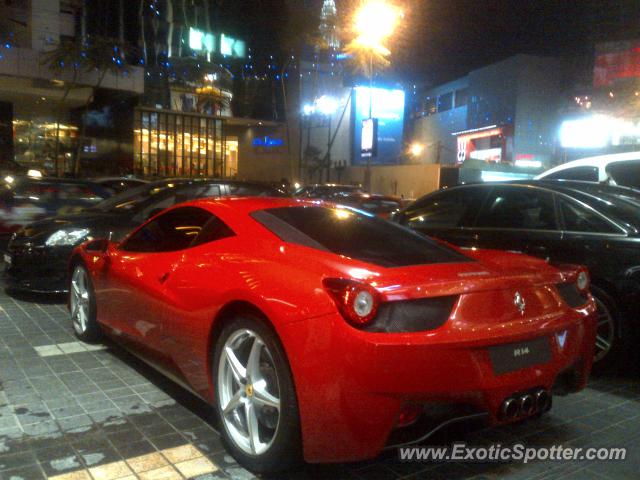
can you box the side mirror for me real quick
[85,238,110,254]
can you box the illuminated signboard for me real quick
[220,34,246,59]
[252,136,284,147]
[189,28,215,54]
[594,40,640,87]
[188,28,245,59]
[360,118,378,157]
[352,87,405,165]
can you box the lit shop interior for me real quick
[13,119,78,173]
[133,108,238,178]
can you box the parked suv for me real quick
[535,152,640,190]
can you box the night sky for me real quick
[283,0,640,86]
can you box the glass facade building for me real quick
[133,108,232,178]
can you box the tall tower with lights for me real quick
[319,0,340,50]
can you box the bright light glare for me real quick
[4,175,14,184]
[334,208,352,220]
[27,169,43,178]
[409,143,424,156]
[560,116,612,149]
[354,1,401,52]
[316,95,339,115]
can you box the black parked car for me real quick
[293,183,364,200]
[91,176,149,194]
[5,179,288,293]
[394,180,640,366]
[0,177,111,247]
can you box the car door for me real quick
[158,213,237,392]
[399,186,489,247]
[96,207,214,359]
[555,195,627,280]
[469,185,563,259]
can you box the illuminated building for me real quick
[411,55,566,183]
[320,0,340,50]
[0,0,143,173]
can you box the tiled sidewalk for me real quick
[1,287,639,480]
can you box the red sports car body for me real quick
[69,197,596,471]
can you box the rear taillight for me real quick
[322,278,380,327]
[323,278,457,332]
[576,269,589,293]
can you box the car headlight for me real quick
[45,228,90,246]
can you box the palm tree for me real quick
[42,36,132,175]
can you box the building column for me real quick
[0,102,14,165]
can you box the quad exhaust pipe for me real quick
[499,389,551,420]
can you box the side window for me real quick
[545,166,599,182]
[121,207,214,253]
[404,187,487,229]
[190,216,235,247]
[559,198,619,234]
[605,160,640,189]
[476,187,557,230]
[14,182,58,202]
[57,184,104,202]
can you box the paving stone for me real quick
[2,282,640,480]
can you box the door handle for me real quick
[158,272,170,284]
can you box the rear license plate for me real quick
[3,253,11,266]
[489,337,552,375]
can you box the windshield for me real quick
[92,181,175,213]
[252,206,472,268]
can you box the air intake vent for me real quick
[556,283,588,308]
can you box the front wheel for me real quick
[213,315,301,473]
[69,264,102,342]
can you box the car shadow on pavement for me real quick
[4,287,67,305]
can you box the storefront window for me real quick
[134,108,226,178]
[13,119,78,174]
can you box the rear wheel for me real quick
[591,286,622,370]
[69,265,102,342]
[213,315,301,473]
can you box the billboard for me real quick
[594,41,640,87]
[189,28,246,59]
[352,87,405,165]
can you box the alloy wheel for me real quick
[593,296,615,363]
[70,267,91,335]
[218,328,281,456]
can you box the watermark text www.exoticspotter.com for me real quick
[398,444,627,464]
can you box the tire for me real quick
[590,286,623,372]
[69,264,102,343]
[213,314,302,473]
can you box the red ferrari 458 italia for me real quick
[68,197,597,472]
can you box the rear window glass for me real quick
[252,206,472,268]
[228,184,289,197]
[545,166,599,182]
[606,161,640,189]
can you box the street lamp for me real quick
[353,0,401,59]
[352,0,401,190]
[409,142,425,157]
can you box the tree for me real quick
[42,35,132,175]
